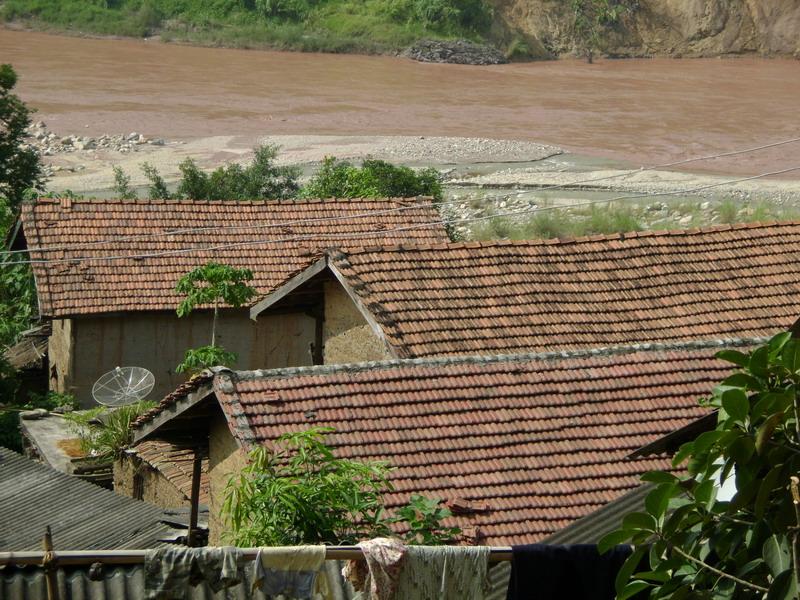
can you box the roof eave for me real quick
[249,257,329,320]
[133,382,217,443]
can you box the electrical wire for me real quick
[7,163,800,267]
[5,134,800,256]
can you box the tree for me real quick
[301,157,442,202]
[0,64,44,212]
[177,145,300,200]
[602,332,800,599]
[222,426,461,546]
[112,166,138,200]
[117,144,300,201]
[175,262,257,373]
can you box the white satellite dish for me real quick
[92,366,155,407]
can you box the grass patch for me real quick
[470,197,800,243]
[472,203,642,241]
[1,0,493,54]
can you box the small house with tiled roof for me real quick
[17,197,449,405]
[250,222,800,360]
[127,338,755,545]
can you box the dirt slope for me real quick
[494,0,800,58]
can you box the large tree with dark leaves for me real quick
[0,64,44,213]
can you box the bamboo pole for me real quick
[0,546,515,567]
[42,526,59,600]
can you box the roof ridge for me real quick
[336,220,800,255]
[228,336,768,382]
[30,196,432,207]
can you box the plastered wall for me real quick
[60,310,315,407]
[322,281,392,364]
[207,413,247,545]
[113,455,189,509]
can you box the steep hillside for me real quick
[2,0,799,58]
[495,0,800,58]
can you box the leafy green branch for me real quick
[174,262,256,374]
[602,332,800,600]
[222,427,461,546]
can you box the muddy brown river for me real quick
[2,29,800,175]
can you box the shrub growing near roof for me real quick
[224,426,391,546]
[63,400,155,460]
[223,426,460,545]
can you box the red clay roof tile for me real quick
[133,438,210,505]
[326,222,800,356]
[21,197,449,317]
[170,340,750,545]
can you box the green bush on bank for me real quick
[301,157,443,202]
[1,0,493,53]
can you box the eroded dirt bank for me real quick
[495,0,800,59]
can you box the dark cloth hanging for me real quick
[505,544,633,600]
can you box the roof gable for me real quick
[20,197,449,318]
[324,222,800,356]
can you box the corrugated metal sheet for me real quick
[0,447,174,551]
[0,560,358,600]
[542,484,652,545]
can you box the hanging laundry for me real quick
[343,537,407,600]
[394,545,491,600]
[505,544,633,600]
[144,546,243,599]
[252,545,329,599]
[195,546,242,592]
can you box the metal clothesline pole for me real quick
[0,546,515,567]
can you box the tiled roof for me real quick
[21,197,449,318]
[327,222,800,357]
[0,447,173,550]
[194,339,747,545]
[132,439,210,505]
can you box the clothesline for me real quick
[0,546,515,567]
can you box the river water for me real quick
[3,29,800,175]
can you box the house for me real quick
[127,337,754,545]
[0,446,179,550]
[17,197,449,406]
[251,222,800,360]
